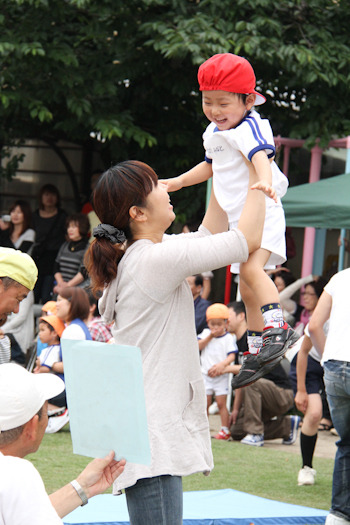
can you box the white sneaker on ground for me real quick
[241,433,264,446]
[325,513,350,524]
[45,409,69,434]
[208,401,219,415]
[297,465,316,486]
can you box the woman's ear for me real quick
[129,205,147,222]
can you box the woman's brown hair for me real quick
[9,200,32,236]
[85,160,158,292]
[59,287,90,323]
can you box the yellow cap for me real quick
[206,303,230,321]
[0,248,38,291]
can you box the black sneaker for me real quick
[257,322,300,366]
[231,352,283,389]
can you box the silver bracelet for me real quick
[70,479,88,506]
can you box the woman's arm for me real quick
[308,291,332,355]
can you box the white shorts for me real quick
[203,374,230,396]
[229,201,286,274]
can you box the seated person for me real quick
[186,273,211,334]
[53,214,90,295]
[212,300,300,447]
[0,290,35,364]
[198,303,237,441]
[86,290,113,343]
[34,315,68,433]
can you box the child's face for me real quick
[67,221,82,242]
[207,318,227,337]
[202,90,255,131]
[39,323,58,345]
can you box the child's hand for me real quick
[159,176,183,192]
[251,181,278,203]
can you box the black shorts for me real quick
[289,353,325,396]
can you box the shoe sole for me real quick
[257,330,300,365]
[231,355,283,389]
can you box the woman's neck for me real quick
[10,224,22,242]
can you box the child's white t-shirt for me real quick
[198,329,237,375]
[39,344,61,370]
[203,109,288,223]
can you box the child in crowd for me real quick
[53,213,90,295]
[198,303,237,440]
[34,315,69,433]
[165,53,298,388]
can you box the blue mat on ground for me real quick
[64,488,328,524]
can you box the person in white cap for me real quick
[0,363,126,524]
[0,247,38,326]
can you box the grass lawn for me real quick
[28,424,333,511]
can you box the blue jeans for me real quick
[324,360,350,521]
[125,475,183,525]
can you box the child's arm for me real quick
[163,161,212,192]
[52,361,64,374]
[208,352,236,377]
[249,151,277,202]
[198,331,213,351]
[294,334,312,414]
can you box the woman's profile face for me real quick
[55,295,71,322]
[302,284,319,312]
[274,276,286,293]
[10,206,24,226]
[143,181,175,231]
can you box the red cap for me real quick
[198,53,266,106]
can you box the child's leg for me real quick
[240,248,284,330]
[232,250,298,390]
[206,394,213,416]
[216,395,229,429]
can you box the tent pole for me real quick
[338,146,350,272]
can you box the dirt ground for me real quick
[209,414,337,460]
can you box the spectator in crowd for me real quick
[0,200,35,255]
[86,290,113,343]
[218,300,299,447]
[32,184,67,304]
[0,247,37,326]
[0,363,126,524]
[34,315,66,403]
[268,268,317,328]
[53,213,90,296]
[0,290,34,364]
[48,287,92,433]
[294,279,327,334]
[227,301,248,365]
[292,322,332,486]
[309,269,350,525]
[198,303,237,441]
[186,274,211,334]
[35,300,58,358]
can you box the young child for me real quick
[166,53,298,388]
[33,315,69,432]
[53,213,90,295]
[198,303,237,440]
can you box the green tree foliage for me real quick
[1,0,350,220]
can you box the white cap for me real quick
[0,364,65,432]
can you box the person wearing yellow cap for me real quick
[198,303,237,440]
[0,247,38,326]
